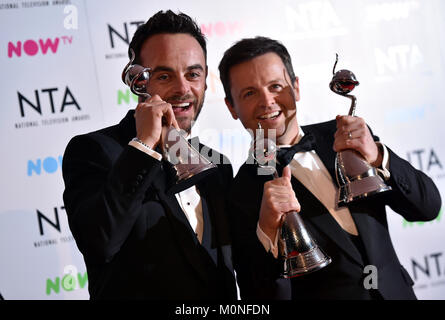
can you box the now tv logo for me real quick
[200,21,243,38]
[7,36,73,58]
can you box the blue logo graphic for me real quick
[28,156,63,176]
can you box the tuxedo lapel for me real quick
[297,123,364,266]
[116,111,218,283]
[196,161,233,273]
[151,162,214,284]
[197,177,231,247]
[290,177,364,266]
[301,124,337,184]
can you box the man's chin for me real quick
[176,118,193,134]
[175,102,203,134]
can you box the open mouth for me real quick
[257,111,281,120]
[171,102,192,111]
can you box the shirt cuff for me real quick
[376,142,390,180]
[128,139,163,161]
[256,223,279,259]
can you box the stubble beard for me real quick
[177,93,205,134]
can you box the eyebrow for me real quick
[151,64,204,73]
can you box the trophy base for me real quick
[281,247,332,279]
[337,174,392,207]
[167,163,218,194]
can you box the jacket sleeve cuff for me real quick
[128,139,163,161]
[256,223,279,259]
[376,142,391,181]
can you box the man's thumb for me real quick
[282,165,292,180]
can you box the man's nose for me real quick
[172,76,191,96]
[258,89,276,107]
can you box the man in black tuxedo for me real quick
[62,10,237,300]
[218,36,441,299]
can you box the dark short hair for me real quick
[218,36,296,105]
[129,10,207,64]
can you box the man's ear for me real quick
[293,76,300,102]
[224,98,238,120]
[205,65,208,91]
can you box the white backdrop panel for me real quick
[0,0,443,300]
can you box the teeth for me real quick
[258,111,280,119]
[172,103,190,108]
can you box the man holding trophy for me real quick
[218,36,441,299]
[62,10,237,300]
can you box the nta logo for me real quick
[18,86,80,118]
[411,252,444,283]
[36,206,65,236]
[406,148,442,172]
[8,36,73,58]
[108,21,144,48]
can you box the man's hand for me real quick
[333,115,383,167]
[258,166,300,243]
[134,94,179,149]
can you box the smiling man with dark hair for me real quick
[62,10,237,300]
[219,36,441,300]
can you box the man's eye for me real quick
[157,74,169,81]
[270,84,282,90]
[243,91,254,98]
[188,72,201,79]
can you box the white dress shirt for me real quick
[256,128,391,258]
[128,138,204,243]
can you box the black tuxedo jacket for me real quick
[229,120,441,300]
[62,110,237,300]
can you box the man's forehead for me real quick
[139,33,205,66]
[230,54,287,86]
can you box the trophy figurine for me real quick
[252,124,331,278]
[122,48,217,193]
[330,54,391,206]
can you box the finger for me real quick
[336,115,358,131]
[163,104,176,127]
[136,99,165,113]
[271,197,300,213]
[268,200,296,216]
[284,201,301,213]
[336,114,358,126]
[266,177,293,190]
[269,194,299,206]
[171,117,180,130]
[333,134,354,152]
[335,132,359,150]
[265,188,296,201]
[282,165,292,180]
[146,94,163,103]
[335,119,367,148]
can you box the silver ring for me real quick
[348,131,352,139]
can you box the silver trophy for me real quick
[122,48,217,192]
[252,124,331,278]
[330,54,391,206]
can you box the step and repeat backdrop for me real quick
[0,0,444,300]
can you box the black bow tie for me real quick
[276,133,316,167]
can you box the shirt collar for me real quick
[277,126,305,149]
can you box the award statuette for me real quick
[330,54,391,206]
[252,124,331,278]
[122,48,217,193]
